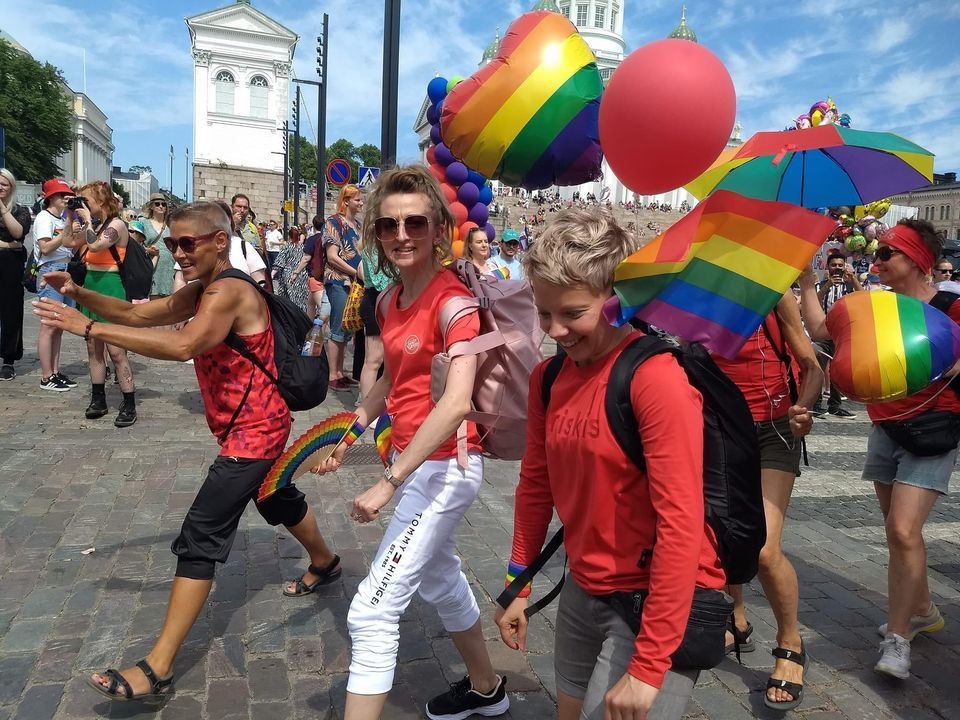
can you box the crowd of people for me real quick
[2,159,956,719]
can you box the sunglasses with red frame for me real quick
[163,229,222,254]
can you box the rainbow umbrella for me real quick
[685,125,934,209]
[608,190,837,358]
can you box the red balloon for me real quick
[459,221,479,245]
[440,182,458,204]
[428,163,446,183]
[426,145,437,165]
[599,39,736,195]
[449,201,468,227]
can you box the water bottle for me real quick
[302,317,325,356]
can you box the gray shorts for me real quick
[862,425,956,495]
[554,576,699,720]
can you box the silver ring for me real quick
[54,312,61,319]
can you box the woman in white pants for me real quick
[316,165,508,720]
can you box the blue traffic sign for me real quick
[326,159,351,186]
[358,166,381,188]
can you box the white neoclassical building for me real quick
[414,2,741,208]
[186,0,297,216]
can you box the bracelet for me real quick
[83,319,96,342]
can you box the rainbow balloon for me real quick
[826,291,960,403]
[440,11,603,190]
[258,412,363,502]
[374,412,393,466]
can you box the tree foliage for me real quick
[0,40,73,182]
[111,180,130,208]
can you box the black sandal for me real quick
[725,620,755,655]
[283,555,342,596]
[86,659,174,702]
[764,643,808,712]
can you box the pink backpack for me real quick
[378,260,543,465]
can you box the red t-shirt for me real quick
[868,297,960,422]
[713,313,793,422]
[381,270,482,460]
[193,311,291,459]
[510,331,725,689]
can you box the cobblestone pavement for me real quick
[1,302,959,720]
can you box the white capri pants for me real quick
[346,453,484,694]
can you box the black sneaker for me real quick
[114,400,137,428]
[0,365,14,381]
[811,404,826,419]
[53,372,78,388]
[828,407,857,419]
[85,396,109,419]
[40,375,71,392]
[426,675,509,720]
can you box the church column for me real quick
[192,49,211,164]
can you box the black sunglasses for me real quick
[164,230,221,254]
[874,246,903,262]
[153,201,168,208]
[374,214,431,241]
[935,267,952,273]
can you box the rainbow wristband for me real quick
[505,560,532,599]
[342,421,365,447]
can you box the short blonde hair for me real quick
[523,207,638,293]
[362,164,454,281]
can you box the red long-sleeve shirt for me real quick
[510,332,725,689]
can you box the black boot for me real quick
[114,392,137,428]
[85,384,108,419]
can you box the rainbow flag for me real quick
[610,190,836,359]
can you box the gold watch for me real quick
[382,466,404,489]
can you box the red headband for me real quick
[880,224,935,274]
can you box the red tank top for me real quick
[193,322,291,459]
[713,313,792,422]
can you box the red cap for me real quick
[42,179,73,200]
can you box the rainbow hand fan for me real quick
[373,412,393,465]
[258,411,364,502]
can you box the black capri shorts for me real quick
[171,456,308,580]
[359,287,382,337]
[755,415,802,477]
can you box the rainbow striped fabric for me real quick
[440,11,603,189]
[609,190,837,359]
[258,412,362,502]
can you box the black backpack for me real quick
[109,240,154,301]
[217,269,328,414]
[498,335,765,616]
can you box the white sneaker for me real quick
[878,602,945,641]
[875,633,911,679]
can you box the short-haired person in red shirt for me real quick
[712,297,822,710]
[313,165,508,720]
[495,208,725,720]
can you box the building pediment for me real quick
[186,2,298,43]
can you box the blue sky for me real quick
[3,0,959,196]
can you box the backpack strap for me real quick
[605,335,676,473]
[495,528,566,618]
[540,353,566,408]
[216,269,280,386]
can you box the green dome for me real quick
[481,26,501,62]
[531,0,561,11]
[668,6,698,43]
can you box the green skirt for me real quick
[80,269,125,323]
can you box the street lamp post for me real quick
[292,85,301,227]
[381,0,401,168]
